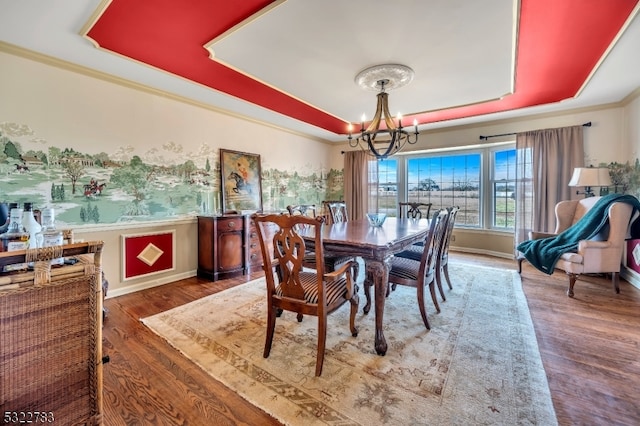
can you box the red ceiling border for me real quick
[85,0,639,136]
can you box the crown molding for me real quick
[0,41,334,145]
[3,41,637,149]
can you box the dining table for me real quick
[300,216,430,355]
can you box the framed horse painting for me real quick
[219,149,263,213]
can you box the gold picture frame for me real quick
[220,149,263,213]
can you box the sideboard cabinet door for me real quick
[197,215,245,280]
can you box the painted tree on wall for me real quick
[94,152,110,167]
[110,155,154,216]
[61,160,85,194]
[3,140,20,161]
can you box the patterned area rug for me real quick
[142,264,557,425]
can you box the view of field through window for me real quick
[369,147,516,229]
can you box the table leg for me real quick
[363,270,372,314]
[365,258,390,356]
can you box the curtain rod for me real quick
[479,121,592,140]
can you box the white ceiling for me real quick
[1,0,639,142]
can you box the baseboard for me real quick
[621,266,640,291]
[107,270,197,298]
[450,246,515,260]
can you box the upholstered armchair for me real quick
[518,195,638,297]
[527,197,601,241]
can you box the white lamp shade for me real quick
[568,167,612,187]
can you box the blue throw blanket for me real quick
[517,193,640,275]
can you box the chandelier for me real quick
[348,64,419,160]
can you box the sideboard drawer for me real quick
[247,217,262,270]
[218,217,241,231]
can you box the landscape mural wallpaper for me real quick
[0,121,344,226]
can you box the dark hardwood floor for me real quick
[102,253,640,425]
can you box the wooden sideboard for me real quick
[197,214,262,281]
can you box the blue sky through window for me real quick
[376,149,516,185]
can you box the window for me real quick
[491,148,517,229]
[368,158,398,216]
[369,143,516,230]
[407,153,481,226]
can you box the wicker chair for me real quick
[0,241,105,424]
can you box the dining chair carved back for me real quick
[385,209,449,328]
[326,201,349,225]
[287,204,320,268]
[252,213,359,376]
[399,202,432,219]
[321,200,345,224]
[286,204,317,218]
[286,204,355,275]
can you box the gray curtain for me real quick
[344,151,368,220]
[514,125,585,251]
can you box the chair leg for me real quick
[264,304,277,358]
[416,282,431,330]
[612,272,620,294]
[429,281,441,313]
[517,256,524,274]
[435,266,446,301]
[352,262,360,284]
[443,263,453,290]
[567,273,579,298]
[315,314,328,376]
[349,288,359,337]
[297,313,304,322]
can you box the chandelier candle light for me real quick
[348,64,419,160]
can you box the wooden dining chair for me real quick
[399,202,432,219]
[252,213,359,376]
[286,204,317,218]
[325,201,359,279]
[386,209,449,328]
[286,204,354,274]
[321,200,344,224]
[435,206,460,297]
[326,201,349,224]
[395,203,446,263]
[398,206,460,303]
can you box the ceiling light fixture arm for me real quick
[347,74,419,161]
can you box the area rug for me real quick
[141,264,557,425]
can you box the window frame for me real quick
[375,141,516,232]
[488,143,517,230]
[402,148,483,227]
